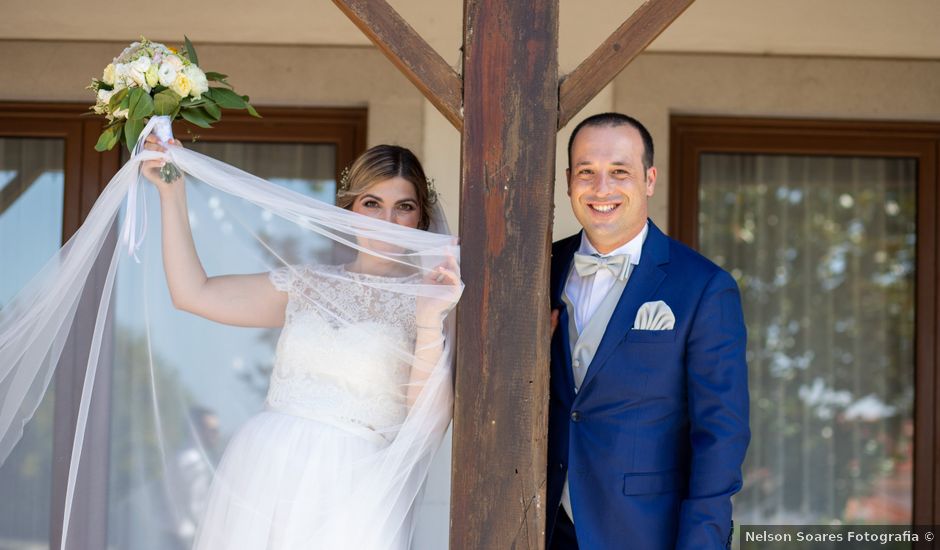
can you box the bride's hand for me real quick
[141,134,184,187]
[416,256,461,330]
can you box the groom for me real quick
[546,113,750,549]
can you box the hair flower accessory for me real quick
[337,166,439,205]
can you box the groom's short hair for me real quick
[567,112,655,173]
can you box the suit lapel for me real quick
[577,221,670,394]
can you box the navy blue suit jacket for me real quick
[546,220,750,549]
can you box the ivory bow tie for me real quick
[573,252,631,280]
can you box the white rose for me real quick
[97,88,115,104]
[102,64,116,86]
[164,54,184,70]
[170,73,192,98]
[158,63,178,87]
[114,64,135,89]
[127,67,149,91]
[131,55,151,74]
[183,65,209,99]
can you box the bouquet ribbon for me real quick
[121,115,174,261]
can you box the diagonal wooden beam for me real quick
[332,0,464,131]
[558,0,695,129]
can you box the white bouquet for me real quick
[89,37,259,181]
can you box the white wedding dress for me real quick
[193,264,421,550]
[0,132,460,550]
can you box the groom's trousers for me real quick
[548,507,579,550]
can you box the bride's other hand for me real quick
[416,256,461,329]
[141,134,183,187]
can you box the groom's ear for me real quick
[645,166,658,197]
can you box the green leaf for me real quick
[184,36,199,66]
[201,99,221,121]
[95,122,124,152]
[124,117,145,152]
[153,89,181,116]
[209,87,247,109]
[204,72,228,82]
[108,88,129,112]
[126,88,145,120]
[180,107,213,129]
[245,102,261,118]
[179,96,206,108]
[128,89,154,120]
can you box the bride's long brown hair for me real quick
[336,144,434,230]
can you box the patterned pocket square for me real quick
[633,300,675,330]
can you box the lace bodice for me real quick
[265,264,419,438]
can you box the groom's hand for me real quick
[550,308,559,336]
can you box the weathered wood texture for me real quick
[450,0,557,548]
[558,0,694,129]
[331,0,464,130]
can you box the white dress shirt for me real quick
[560,222,648,522]
[566,223,647,333]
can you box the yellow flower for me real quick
[170,73,192,97]
[102,63,116,86]
[145,65,159,88]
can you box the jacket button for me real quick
[570,410,582,422]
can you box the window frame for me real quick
[0,102,367,548]
[669,115,940,525]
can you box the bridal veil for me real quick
[0,121,462,548]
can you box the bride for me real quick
[0,127,462,549]
[140,137,462,548]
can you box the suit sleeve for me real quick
[676,269,750,549]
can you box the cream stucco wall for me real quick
[609,53,940,233]
[0,40,426,151]
[2,37,940,548]
[4,0,939,62]
[427,53,940,241]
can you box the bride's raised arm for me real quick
[141,135,288,328]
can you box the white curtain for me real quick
[699,153,917,524]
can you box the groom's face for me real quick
[567,124,657,254]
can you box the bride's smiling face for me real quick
[350,177,422,229]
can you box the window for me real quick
[670,116,940,527]
[0,135,66,550]
[0,103,366,548]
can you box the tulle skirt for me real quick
[192,409,408,550]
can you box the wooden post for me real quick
[330,1,698,547]
[450,0,557,547]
